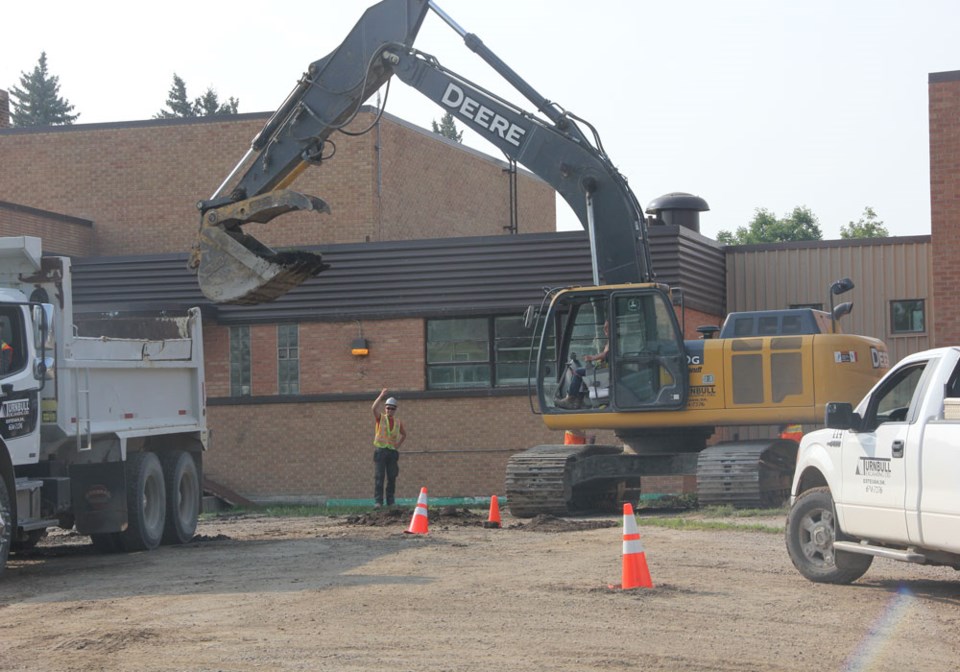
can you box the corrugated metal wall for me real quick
[725,235,932,365]
[70,227,727,324]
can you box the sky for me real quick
[2,0,958,240]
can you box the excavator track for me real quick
[696,439,798,509]
[505,444,700,518]
[505,444,622,518]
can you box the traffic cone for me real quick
[611,502,653,590]
[483,495,502,529]
[404,487,429,534]
[564,429,587,445]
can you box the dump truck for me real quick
[0,236,207,577]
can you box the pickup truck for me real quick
[785,347,960,583]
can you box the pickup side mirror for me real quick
[825,402,861,431]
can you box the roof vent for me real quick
[646,192,710,233]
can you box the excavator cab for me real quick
[536,285,688,415]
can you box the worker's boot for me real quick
[555,395,580,410]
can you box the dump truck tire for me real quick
[120,452,166,552]
[161,451,200,545]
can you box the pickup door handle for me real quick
[892,440,905,458]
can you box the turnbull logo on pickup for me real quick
[856,457,892,476]
[441,83,528,148]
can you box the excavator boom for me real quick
[191,0,653,303]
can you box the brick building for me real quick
[1,65,956,505]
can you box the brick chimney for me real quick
[0,89,9,128]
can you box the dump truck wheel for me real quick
[161,451,200,545]
[0,477,11,577]
[785,486,872,584]
[120,452,166,552]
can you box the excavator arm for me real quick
[192,0,653,304]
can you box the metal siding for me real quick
[70,228,724,323]
[725,237,932,364]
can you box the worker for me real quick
[557,321,609,409]
[371,388,407,508]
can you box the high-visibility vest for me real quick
[374,415,401,449]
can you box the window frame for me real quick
[277,323,300,396]
[229,325,251,397]
[890,299,926,335]
[425,315,539,390]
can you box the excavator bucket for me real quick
[191,190,331,305]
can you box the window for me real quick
[426,316,540,389]
[891,299,925,334]
[0,308,26,376]
[278,324,300,395]
[229,326,251,397]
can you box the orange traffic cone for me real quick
[483,495,502,529]
[404,487,429,534]
[611,502,653,590]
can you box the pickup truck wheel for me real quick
[0,477,11,577]
[161,451,200,545]
[785,486,872,584]
[120,451,166,552]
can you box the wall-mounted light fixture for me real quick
[351,337,370,357]
[351,321,369,356]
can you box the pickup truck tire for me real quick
[161,451,200,545]
[0,477,11,577]
[785,487,873,584]
[120,451,166,552]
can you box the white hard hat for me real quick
[385,397,399,408]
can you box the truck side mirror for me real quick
[825,402,860,431]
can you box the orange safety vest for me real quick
[374,415,401,449]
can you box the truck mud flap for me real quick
[71,462,127,535]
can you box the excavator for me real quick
[189,0,890,515]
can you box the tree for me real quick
[840,206,889,239]
[9,52,79,127]
[716,206,823,245]
[431,111,463,142]
[155,74,239,118]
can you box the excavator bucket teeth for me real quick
[193,190,331,304]
[195,226,330,305]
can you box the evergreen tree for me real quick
[431,111,463,142]
[156,74,239,118]
[10,52,79,127]
[840,206,889,239]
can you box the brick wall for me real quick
[0,202,95,256]
[205,396,601,501]
[0,110,555,257]
[930,72,960,346]
[0,90,9,129]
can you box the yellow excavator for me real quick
[189,0,890,515]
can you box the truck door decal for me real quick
[0,391,38,439]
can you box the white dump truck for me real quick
[0,236,207,577]
[786,347,960,583]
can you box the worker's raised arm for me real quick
[372,388,388,420]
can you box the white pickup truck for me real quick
[785,347,960,583]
